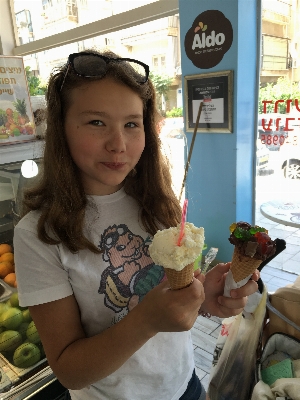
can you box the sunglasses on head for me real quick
[60,52,150,91]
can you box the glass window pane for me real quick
[23,15,180,85]
[262,36,289,70]
[256,0,300,276]
[13,0,159,41]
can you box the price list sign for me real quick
[185,70,233,133]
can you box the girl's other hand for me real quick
[195,262,259,318]
[140,277,205,335]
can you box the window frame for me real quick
[9,0,179,57]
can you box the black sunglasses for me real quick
[60,52,150,91]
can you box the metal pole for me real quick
[179,101,203,202]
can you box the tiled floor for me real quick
[256,215,300,278]
[255,171,300,276]
[192,314,222,391]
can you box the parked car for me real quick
[278,128,300,179]
[258,113,300,179]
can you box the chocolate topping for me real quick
[229,221,276,260]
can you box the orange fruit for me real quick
[0,252,14,263]
[0,244,12,256]
[13,280,18,288]
[3,273,16,287]
[0,262,14,278]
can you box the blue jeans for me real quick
[179,369,206,400]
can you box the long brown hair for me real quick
[22,49,182,253]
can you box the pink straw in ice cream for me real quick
[177,199,188,246]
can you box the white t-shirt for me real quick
[14,188,195,400]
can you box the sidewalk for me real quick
[255,173,300,277]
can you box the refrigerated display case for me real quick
[0,141,69,399]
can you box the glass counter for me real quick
[0,147,68,399]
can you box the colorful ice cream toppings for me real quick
[229,221,276,261]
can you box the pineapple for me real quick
[13,99,30,125]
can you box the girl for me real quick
[14,50,259,400]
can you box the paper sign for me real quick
[184,70,233,133]
[192,98,224,124]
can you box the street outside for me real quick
[256,150,300,206]
[160,118,186,202]
[255,151,300,275]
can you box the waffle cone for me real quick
[164,263,194,290]
[230,247,262,283]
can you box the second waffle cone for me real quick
[230,247,262,283]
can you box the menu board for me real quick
[184,70,233,133]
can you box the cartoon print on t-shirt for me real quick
[98,224,164,314]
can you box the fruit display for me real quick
[0,244,46,373]
[13,342,41,369]
[0,101,35,141]
[0,292,45,370]
[0,244,17,288]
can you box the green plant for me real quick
[25,67,47,96]
[259,77,300,114]
[149,72,173,112]
[166,107,183,118]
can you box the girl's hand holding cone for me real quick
[195,262,260,318]
[140,277,205,334]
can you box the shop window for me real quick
[255,0,300,275]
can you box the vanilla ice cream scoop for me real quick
[149,222,205,271]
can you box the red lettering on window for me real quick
[262,119,273,131]
[286,99,293,113]
[284,118,296,131]
[274,100,284,113]
[262,100,273,114]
